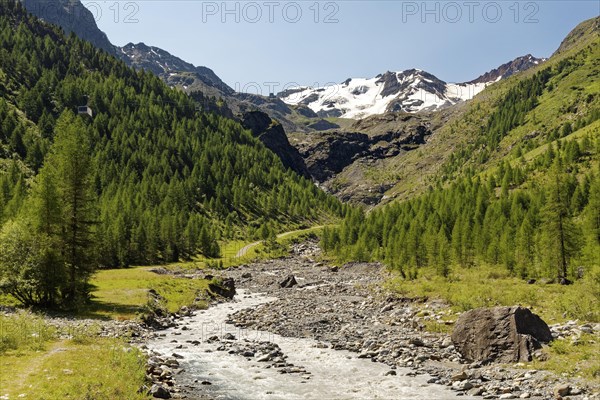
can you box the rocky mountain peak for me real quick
[118,42,234,96]
[466,54,546,85]
[21,0,116,56]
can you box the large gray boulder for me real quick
[208,277,236,299]
[451,306,552,363]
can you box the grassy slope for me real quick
[322,17,600,382]
[85,267,210,319]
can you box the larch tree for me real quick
[48,111,98,304]
[541,158,581,281]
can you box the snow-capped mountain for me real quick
[278,55,545,119]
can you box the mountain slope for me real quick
[278,56,544,119]
[20,0,117,56]
[314,16,599,205]
[322,17,600,312]
[0,1,343,267]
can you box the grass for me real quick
[0,312,55,354]
[529,334,600,382]
[385,264,600,383]
[84,266,210,319]
[385,264,600,324]
[1,266,212,398]
[249,225,328,260]
[0,264,213,399]
[82,225,329,321]
[0,311,149,399]
[0,225,328,399]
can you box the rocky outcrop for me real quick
[307,119,339,131]
[22,0,117,56]
[451,306,552,363]
[208,278,236,299]
[241,111,310,178]
[298,122,432,183]
[466,54,546,85]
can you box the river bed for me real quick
[148,290,471,400]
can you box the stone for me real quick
[452,381,473,391]
[279,275,298,288]
[451,306,552,363]
[499,394,516,399]
[208,277,236,299]
[408,337,425,347]
[451,371,468,381]
[553,384,570,397]
[569,387,582,395]
[467,387,485,396]
[150,384,171,399]
[519,393,530,399]
[257,353,271,362]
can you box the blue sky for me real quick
[89,1,599,89]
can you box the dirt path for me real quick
[234,240,262,258]
[3,340,69,398]
[234,226,325,258]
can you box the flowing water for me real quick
[149,290,471,400]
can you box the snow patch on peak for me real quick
[279,69,487,119]
[279,57,543,119]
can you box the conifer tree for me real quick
[541,158,582,280]
[48,111,98,303]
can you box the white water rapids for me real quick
[148,290,472,400]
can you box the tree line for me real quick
[323,138,599,282]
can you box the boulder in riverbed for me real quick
[451,306,552,363]
[150,383,171,399]
[279,274,298,288]
[208,277,236,299]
